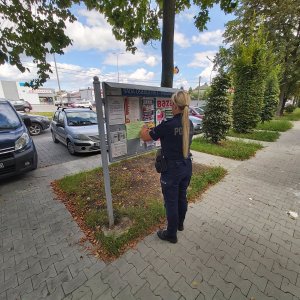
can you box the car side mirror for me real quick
[23,117,32,127]
[57,123,64,128]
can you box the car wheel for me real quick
[24,107,30,113]
[52,131,59,143]
[29,123,42,136]
[67,141,76,155]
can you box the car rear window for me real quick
[0,103,22,130]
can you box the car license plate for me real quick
[0,162,4,169]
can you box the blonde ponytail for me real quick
[172,91,191,158]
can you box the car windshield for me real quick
[194,107,204,114]
[66,111,98,126]
[0,103,22,130]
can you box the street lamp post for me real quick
[206,56,214,85]
[113,52,124,82]
[197,76,201,107]
[53,54,61,92]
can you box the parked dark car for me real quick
[9,99,32,112]
[0,99,38,179]
[19,113,51,136]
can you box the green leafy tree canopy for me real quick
[0,0,238,88]
[223,0,300,115]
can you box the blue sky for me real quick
[0,4,234,91]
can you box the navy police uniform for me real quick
[149,114,194,238]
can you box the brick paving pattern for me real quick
[0,122,299,299]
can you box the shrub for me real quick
[202,72,231,144]
[261,70,280,122]
[285,105,296,113]
[232,33,268,133]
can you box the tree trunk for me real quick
[161,0,175,88]
[276,84,287,116]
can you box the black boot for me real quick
[178,224,184,231]
[157,230,178,244]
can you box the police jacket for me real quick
[149,113,194,160]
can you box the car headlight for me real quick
[15,133,30,151]
[74,134,90,140]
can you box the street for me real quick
[33,130,101,168]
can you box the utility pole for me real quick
[197,76,201,107]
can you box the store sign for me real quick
[29,89,54,94]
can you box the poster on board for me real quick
[107,97,125,125]
[110,129,127,158]
[156,98,173,125]
[124,97,144,140]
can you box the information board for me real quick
[102,82,179,162]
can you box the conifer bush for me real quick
[202,72,231,144]
[261,70,280,123]
[232,36,267,133]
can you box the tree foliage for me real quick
[261,69,280,123]
[224,0,300,115]
[0,0,79,88]
[202,72,231,144]
[232,31,268,133]
[0,0,238,88]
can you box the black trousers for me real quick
[160,158,192,237]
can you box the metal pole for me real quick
[206,56,213,85]
[53,54,61,91]
[117,54,119,82]
[93,76,114,227]
[197,76,201,107]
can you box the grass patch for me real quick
[227,129,280,142]
[191,137,263,160]
[30,112,53,119]
[274,108,300,121]
[53,154,226,259]
[256,120,293,132]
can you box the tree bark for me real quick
[276,83,287,116]
[161,0,175,88]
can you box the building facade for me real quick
[0,80,56,104]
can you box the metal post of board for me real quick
[93,76,114,227]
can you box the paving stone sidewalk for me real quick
[1,123,300,300]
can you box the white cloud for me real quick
[65,10,125,52]
[199,65,217,84]
[0,61,106,91]
[128,68,155,81]
[174,78,190,90]
[188,50,217,68]
[145,56,157,67]
[174,31,191,48]
[103,51,158,67]
[0,62,158,90]
[192,29,224,46]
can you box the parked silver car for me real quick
[189,116,202,134]
[50,108,105,155]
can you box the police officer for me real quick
[140,90,193,243]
